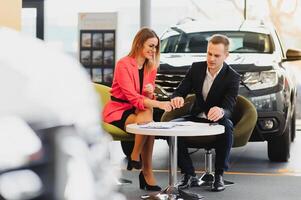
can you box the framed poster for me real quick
[103,68,113,83]
[81,33,92,48]
[104,33,114,48]
[92,68,103,83]
[92,50,103,65]
[80,50,91,65]
[78,12,117,86]
[92,33,103,48]
[104,50,114,65]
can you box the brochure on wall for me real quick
[78,12,117,86]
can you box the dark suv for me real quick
[155,19,301,162]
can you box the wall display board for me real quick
[78,12,117,86]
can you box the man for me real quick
[170,34,240,192]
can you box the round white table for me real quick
[126,121,224,200]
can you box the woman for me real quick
[103,27,172,191]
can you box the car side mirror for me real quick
[285,48,301,61]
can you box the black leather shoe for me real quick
[211,174,225,192]
[178,174,199,189]
[127,157,142,170]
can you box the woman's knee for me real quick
[136,108,153,123]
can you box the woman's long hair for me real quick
[128,27,160,72]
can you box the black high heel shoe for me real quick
[139,171,161,191]
[127,157,142,170]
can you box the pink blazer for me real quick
[103,56,157,123]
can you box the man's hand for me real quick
[170,97,184,109]
[207,106,224,122]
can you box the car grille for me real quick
[155,72,186,100]
[155,70,247,101]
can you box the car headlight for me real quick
[250,94,277,111]
[243,70,278,90]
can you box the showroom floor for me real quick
[109,121,301,200]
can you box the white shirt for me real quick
[197,65,223,119]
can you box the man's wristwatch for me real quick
[220,108,225,116]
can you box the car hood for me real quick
[160,53,278,68]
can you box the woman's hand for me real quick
[144,83,155,98]
[158,101,173,112]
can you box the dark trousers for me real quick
[171,115,233,176]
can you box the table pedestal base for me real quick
[141,186,204,200]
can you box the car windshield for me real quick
[160,31,273,54]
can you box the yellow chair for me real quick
[94,83,134,141]
[161,94,257,186]
[94,83,134,184]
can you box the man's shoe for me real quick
[178,174,199,189]
[211,174,225,192]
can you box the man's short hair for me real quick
[208,34,230,52]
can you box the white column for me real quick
[140,0,151,27]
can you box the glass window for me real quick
[160,31,274,54]
[21,8,37,38]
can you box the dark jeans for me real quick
[170,115,233,176]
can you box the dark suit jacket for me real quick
[171,61,240,119]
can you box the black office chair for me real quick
[161,94,257,186]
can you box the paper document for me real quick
[138,121,195,129]
[139,122,176,129]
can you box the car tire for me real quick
[291,109,296,142]
[268,119,291,162]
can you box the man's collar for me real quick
[206,64,224,78]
